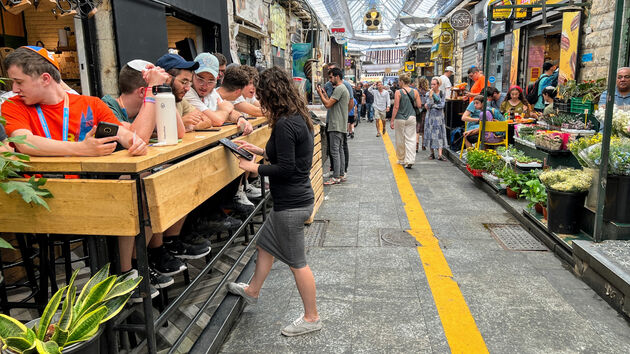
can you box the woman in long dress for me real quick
[423,77,448,161]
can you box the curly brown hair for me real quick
[240,65,259,86]
[256,67,313,132]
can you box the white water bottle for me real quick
[153,85,178,145]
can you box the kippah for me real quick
[21,46,60,72]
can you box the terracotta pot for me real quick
[506,187,518,199]
[534,202,543,214]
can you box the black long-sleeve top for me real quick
[258,114,314,211]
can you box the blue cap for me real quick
[156,54,199,72]
[193,53,219,78]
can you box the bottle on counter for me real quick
[153,85,178,145]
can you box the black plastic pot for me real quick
[604,175,630,223]
[25,317,103,354]
[547,189,587,234]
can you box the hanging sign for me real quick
[489,0,532,21]
[449,9,472,31]
[404,61,415,72]
[558,11,581,85]
[509,28,520,86]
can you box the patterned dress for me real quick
[423,91,448,149]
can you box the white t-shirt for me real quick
[439,74,452,98]
[184,88,223,112]
[232,95,259,105]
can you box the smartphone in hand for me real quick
[95,122,119,138]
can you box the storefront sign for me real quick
[271,4,287,50]
[404,61,415,72]
[558,11,581,85]
[235,0,266,28]
[489,0,532,21]
[450,9,473,31]
[431,22,454,60]
[509,28,520,86]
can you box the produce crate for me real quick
[554,100,570,113]
[570,98,595,116]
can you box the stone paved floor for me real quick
[220,121,630,353]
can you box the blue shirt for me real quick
[0,124,7,141]
[534,74,551,110]
[465,102,504,131]
[349,98,357,116]
[599,89,630,107]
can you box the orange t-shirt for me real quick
[3,93,120,142]
[469,75,491,102]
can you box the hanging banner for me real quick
[559,11,581,85]
[235,0,266,28]
[271,4,287,50]
[509,28,520,86]
[292,43,312,78]
[431,22,454,60]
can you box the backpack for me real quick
[526,73,548,105]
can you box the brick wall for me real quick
[579,0,617,81]
[166,16,198,49]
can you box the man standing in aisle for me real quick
[318,67,349,185]
[599,67,630,109]
[440,66,454,99]
[534,62,556,112]
[363,82,374,122]
[466,67,489,102]
[323,62,353,179]
[370,81,390,137]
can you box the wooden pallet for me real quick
[307,125,323,224]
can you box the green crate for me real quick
[570,97,595,116]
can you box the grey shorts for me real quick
[256,205,314,269]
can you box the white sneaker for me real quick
[323,171,333,178]
[245,184,262,199]
[236,188,254,207]
[281,314,322,337]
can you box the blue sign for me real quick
[582,53,593,63]
[488,76,496,84]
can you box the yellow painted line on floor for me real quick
[382,133,488,354]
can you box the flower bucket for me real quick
[604,175,630,223]
[506,187,518,199]
[584,168,599,209]
[466,164,484,177]
[547,189,587,234]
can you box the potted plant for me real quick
[500,168,522,199]
[521,178,547,215]
[539,168,592,234]
[0,264,141,354]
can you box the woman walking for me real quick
[416,77,429,152]
[391,73,423,168]
[423,77,448,160]
[228,67,320,336]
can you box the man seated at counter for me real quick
[462,94,505,148]
[184,53,252,134]
[206,66,253,135]
[2,46,146,157]
[599,67,630,109]
[231,64,263,117]
[102,59,184,140]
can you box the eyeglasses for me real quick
[176,78,192,87]
[618,75,630,79]
[194,75,216,87]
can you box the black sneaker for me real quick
[164,237,211,260]
[150,267,174,289]
[182,231,212,248]
[148,246,187,276]
[125,269,159,304]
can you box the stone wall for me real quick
[579,0,617,81]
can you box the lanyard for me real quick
[36,92,70,141]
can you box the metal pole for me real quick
[594,0,625,242]
[480,3,493,150]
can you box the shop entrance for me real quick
[526,31,561,84]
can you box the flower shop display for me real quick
[558,78,607,106]
[539,168,592,233]
[465,149,502,176]
[594,105,630,137]
[534,130,571,151]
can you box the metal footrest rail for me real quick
[124,191,270,354]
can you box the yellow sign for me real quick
[559,11,581,85]
[510,28,520,86]
[431,22,454,60]
[405,61,415,72]
[270,4,287,50]
[491,0,513,20]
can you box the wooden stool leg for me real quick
[62,239,72,284]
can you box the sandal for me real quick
[323,178,340,186]
[429,154,435,160]
[437,156,446,161]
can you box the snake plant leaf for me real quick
[50,326,69,348]
[74,264,110,313]
[65,306,106,346]
[0,314,28,339]
[4,336,34,351]
[103,275,142,301]
[75,276,116,320]
[100,293,133,324]
[57,285,76,333]
[34,339,61,354]
[36,285,68,341]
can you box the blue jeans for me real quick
[366,103,374,121]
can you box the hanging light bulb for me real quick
[536,0,554,30]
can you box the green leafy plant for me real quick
[0,264,141,353]
[521,178,547,208]
[539,168,592,192]
[466,148,501,171]
[558,78,607,103]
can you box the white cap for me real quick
[445,66,455,73]
[127,59,152,72]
